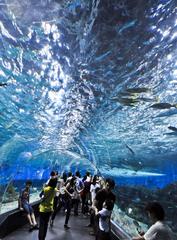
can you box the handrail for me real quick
[111,220,132,240]
[0,200,40,238]
[0,199,41,224]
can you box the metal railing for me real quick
[111,220,132,240]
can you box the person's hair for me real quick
[86,171,90,176]
[70,176,76,185]
[62,172,67,182]
[92,175,97,183]
[106,178,115,189]
[82,175,87,181]
[75,171,81,177]
[68,171,72,177]
[50,171,56,177]
[26,180,32,186]
[104,199,114,211]
[48,178,57,188]
[145,202,165,221]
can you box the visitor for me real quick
[50,171,62,227]
[90,175,100,205]
[38,178,58,240]
[94,199,114,240]
[90,178,116,236]
[62,176,75,229]
[19,180,38,232]
[132,202,175,240]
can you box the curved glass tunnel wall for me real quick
[0,0,177,237]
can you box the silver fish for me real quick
[150,103,177,109]
[168,126,177,132]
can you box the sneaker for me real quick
[33,224,39,230]
[29,225,34,232]
[64,224,70,229]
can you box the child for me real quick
[19,180,38,232]
[94,199,114,240]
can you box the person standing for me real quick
[94,199,114,240]
[62,177,75,229]
[91,178,116,237]
[38,178,58,240]
[50,171,62,227]
[90,175,100,205]
[94,178,116,210]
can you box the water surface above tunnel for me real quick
[0,0,177,186]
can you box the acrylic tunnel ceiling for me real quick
[0,0,177,182]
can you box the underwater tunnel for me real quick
[0,0,177,238]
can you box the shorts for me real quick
[22,203,34,214]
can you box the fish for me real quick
[125,87,150,93]
[120,159,143,172]
[155,109,177,118]
[114,91,136,97]
[95,51,111,62]
[168,126,177,132]
[150,103,177,109]
[118,20,137,34]
[138,97,157,102]
[111,97,139,106]
[125,144,135,155]
[0,83,7,87]
[119,98,139,106]
[165,132,177,136]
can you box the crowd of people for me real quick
[19,170,116,240]
[18,170,175,240]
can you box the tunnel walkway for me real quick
[3,209,96,240]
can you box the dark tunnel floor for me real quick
[3,210,96,240]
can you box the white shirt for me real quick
[90,183,100,203]
[75,177,84,191]
[144,221,175,240]
[98,208,111,232]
